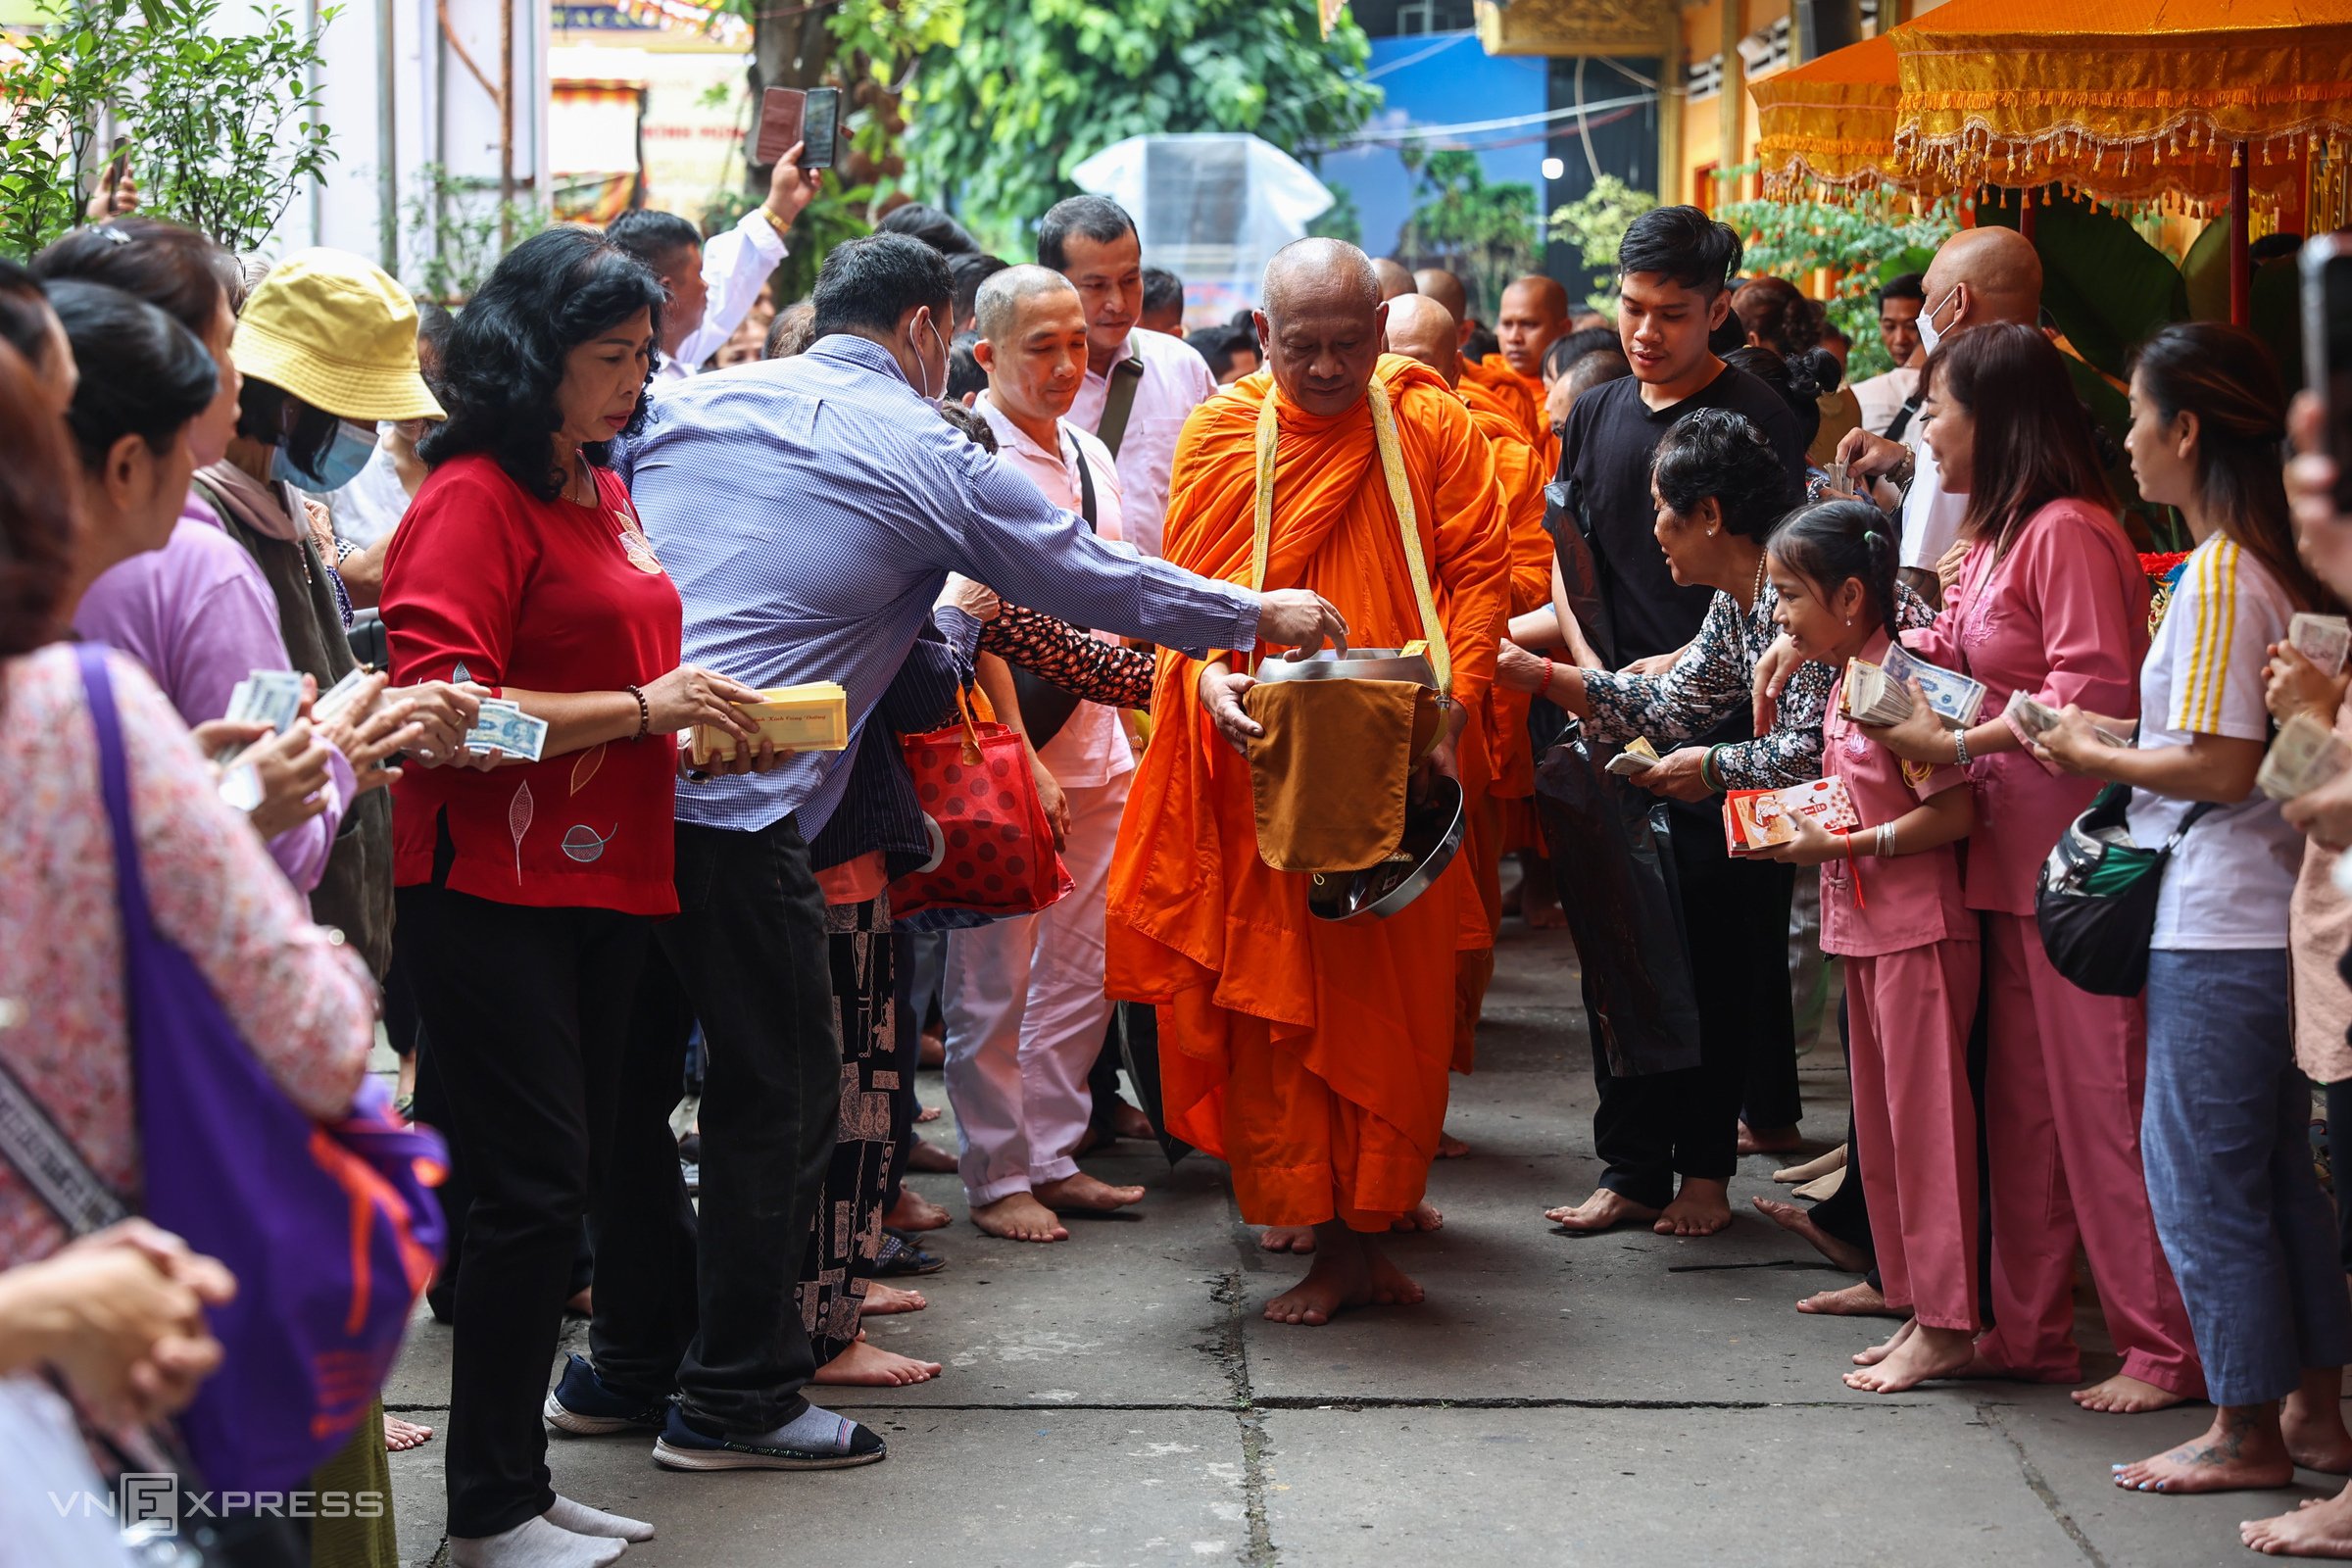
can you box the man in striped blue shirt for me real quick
[574,234,1346,1475]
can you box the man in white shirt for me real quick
[1837,228,2043,597]
[942,265,1148,1244]
[1039,195,1217,561]
[1848,271,1926,440]
[606,145,821,381]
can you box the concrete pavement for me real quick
[383,918,2339,1566]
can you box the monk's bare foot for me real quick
[1034,1172,1145,1212]
[1845,1322,1975,1393]
[1391,1200,1443,1234]
[2243,1486,2352,1556]
[1437,1129,1470,1159]
[885,1188,953,1232]
[814,1333,943,1387]
[918,1025,945,1069]
[2115,1407,2294,1494]
[1852,1317,1916,1367]
[1262,1228,1422,1325]
[1737,1121,1804,1156]
[916,1103,942,1123]
[1110,1102,1154,1141]
[385,1413,434,1451]
[2287,1370,2352,1474]
[1797,1280,1898,1317]
[1750,1196,1871,1273]
[1655,1177,1732,1237]
[1260,1225,1317,1253]
[859,1281,927,1316]
[971,1192,1068,1243]
[907,1139,957,1174]
[2075,1373,2187,1414]
[1545,1190,1660,1233]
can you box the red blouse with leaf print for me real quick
[381,452,684,915]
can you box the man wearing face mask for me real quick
[1834,228,2044,603]
[595,236,1346,1468]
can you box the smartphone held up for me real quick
[755,85,840,172]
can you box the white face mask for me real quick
[1917,286,1961,357]
[913,313,949,402]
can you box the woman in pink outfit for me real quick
[1862,323,2202,1414]
[1750,498,1982,1395]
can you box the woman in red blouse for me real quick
[380,226,761,1567]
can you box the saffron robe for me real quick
[1105,355,1508,1229]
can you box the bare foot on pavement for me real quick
[2115,1408,2294,1494]
[972,1191,1068,1243]
[859,1281,927,1315]
[1751,1196,1870,1272]
[1655,1177,1732,1236]
[1034,1172,1146,1212]
[814,1333,943,1387]
[1545,1189,1660,1233]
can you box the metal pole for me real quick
[378,0,398,272]
[499,0,514,245]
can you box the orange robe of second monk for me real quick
[1451,401,1556,1069]
[1105,355,1508,1231]
[1460,354,1541,447]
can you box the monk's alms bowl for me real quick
[1305,773,1465,924]
[1251,647,1438,688]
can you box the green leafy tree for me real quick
[0,1,137,259]
[0,0,336,259]
[1709,167,1959,380]
[1398,148,1536,318]
[898,0,1381,250]
[402,165,548,306]
[1546,173,1655,315]
[125,0,337,253]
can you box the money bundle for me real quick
[1603,736,1661,777]
[312,665,371,725]
[2004,689,2131,749]
[215,668,306,762]
[2291,613,2351,678]
[465,700,549,761]
[1842,645,1985,731]
[2258,711,2352,802]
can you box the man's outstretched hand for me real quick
[1257,588,1348,660]
[1199,662,1261,755]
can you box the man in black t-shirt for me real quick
[1545,206,1806,1242]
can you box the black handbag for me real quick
[2034,782,2216,997]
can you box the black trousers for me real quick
[2326,1078,2352,1274]
[589,816,840,1434]
[395,884,651,1540]
[1590,800,1796,1208]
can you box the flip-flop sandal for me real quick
[875,1233,947,1277]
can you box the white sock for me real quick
[545,1494,657,1543]
[449,1514,627,1568]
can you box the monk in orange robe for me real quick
[1415,268,1544,450]
[1106,239,1508,1324]
[1381,294,1552,1079]
[1494,274,1572,471]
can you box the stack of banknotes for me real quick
[465,700,548,761]
[2260,711,2352,802]
[1842,644,1985,730]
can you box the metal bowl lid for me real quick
[1304,773,1466,924]
[1253,647,1438,688]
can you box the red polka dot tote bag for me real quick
[889,686,1075,920]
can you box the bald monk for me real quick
[1421,268,1544,450]
[1494,275,1571,469]
[1373,256,1418,301]
[1106,239,1508,1324]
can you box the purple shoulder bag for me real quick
[76,644,447,1494]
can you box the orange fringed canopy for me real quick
[1751,31,1924,201]
[1890,0,2352,213]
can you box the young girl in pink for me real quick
[1748,499,1982,1393]
[1860,323,2200,1414]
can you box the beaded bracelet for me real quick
[1952,727,1971,767]
[626,683,651,741]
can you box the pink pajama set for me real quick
[1907,499,2204,1396]
[1821,632,1981,1331]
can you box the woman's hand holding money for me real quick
[2266,641,2349,726]
[246,721,335,837]
[1636,745,1713,802]
[401,680,486,766]
[2028,704,2104,776]
[643,664,764,741]
[1859,678,1961,764]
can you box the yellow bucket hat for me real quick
[232,249,445,422]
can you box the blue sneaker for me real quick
[651,1403,887,1471]
[542,1353,669,1437]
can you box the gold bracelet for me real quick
[760,206,793,240]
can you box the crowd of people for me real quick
[4,131,2352,1567]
